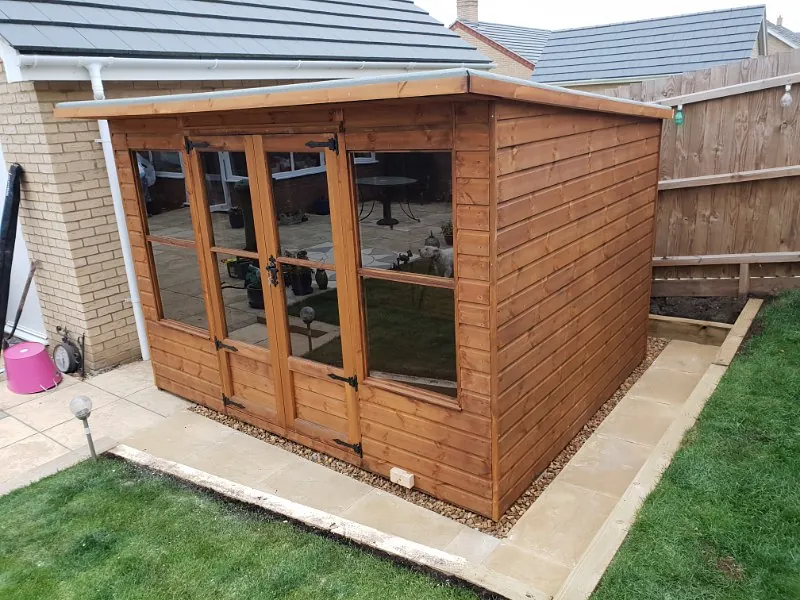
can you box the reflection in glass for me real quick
[214,252,269,347]
[267,152,334,266]
[284,268,341,366]
[352,152,453,279]
[151,243,208,330]
[363,278,456,397]
[204,152,255,252]
[135,151,192,240]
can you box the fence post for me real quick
[738,263,750,296]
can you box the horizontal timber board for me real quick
[496,110,637,148]
[497,137,660,209]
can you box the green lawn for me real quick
[289,259,456,390]
[593,291,800,600]
[0,459,478,600]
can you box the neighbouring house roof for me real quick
[767,20,800,48]
[454,5,767,85]
[456,21,550,65]
[0,0,491,67]
[54,69,673,121]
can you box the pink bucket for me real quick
[3,342,62,394]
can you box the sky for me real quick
[413,1,800,32]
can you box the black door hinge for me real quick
[185,139,211,153]
[222,395,246,410]
[328,373,357,390]
[214,338,239,352]
[333,438,363,457]
[305,136,338,154]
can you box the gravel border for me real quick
[190,337,669,537]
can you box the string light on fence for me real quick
[780,84,793,109]
[674,104,685,126]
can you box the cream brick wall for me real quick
[0,63,294,372]
[768,34,796,54]
[452,28,533,80]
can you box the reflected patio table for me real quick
[356,176,417,228]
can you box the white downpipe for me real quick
[87,63,150,361]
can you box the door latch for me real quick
[333,438,363,457]
[305,136,338,154]
[328,373,358,390]
[214,338,238,352]
[266,256,279,286]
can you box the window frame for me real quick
[349,149,459,407]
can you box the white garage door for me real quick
[0,141,46,343]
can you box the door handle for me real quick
[266,256,279,287]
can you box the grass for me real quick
[0,459,479,600]
[592,291,800,600]
[288,259,456,385]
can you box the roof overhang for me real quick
[54,69,673,121]
[0,38,495,84]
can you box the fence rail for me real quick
[597,50,800,296]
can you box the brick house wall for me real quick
[0,63,291,372]
[451,27,533,79]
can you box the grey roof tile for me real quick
[0,0,491,65]
[461,5,766,83]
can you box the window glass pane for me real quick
[204,151,255,252]
[352,152,453,278]
[214,252,269,348]
[362,278,456,397]
[150,151,183,174]
[269,152,292,174]
[136,151,192,240]
[267,152,334,266]
[198,151,229,213]
[284,268,341,366]
[228,152,248,178]
[292,152,322,171]
[151,242,208,330]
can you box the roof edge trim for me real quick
[450,21,536,70]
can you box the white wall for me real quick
[0,140,46,343]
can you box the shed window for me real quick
[353,151,457,399]
[133,150,208,333]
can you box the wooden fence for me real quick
[596,50,800,296]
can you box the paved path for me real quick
[2,340,717,598]
[0,361,189,492]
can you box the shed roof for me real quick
[0,0,490,66]
[54,68,673,120]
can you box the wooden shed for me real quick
[56,70,671,520]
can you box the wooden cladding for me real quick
[109,94,663,521]
[493,101,660,516]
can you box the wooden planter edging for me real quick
[557,298,763,600]
[647,314,732,346]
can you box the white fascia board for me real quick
[1,49,494,83]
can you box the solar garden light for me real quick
[69,395,97,460]
[300,306,316,355]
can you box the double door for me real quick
[187,133,363,459]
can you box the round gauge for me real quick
[53,342,79,374]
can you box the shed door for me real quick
[253,134,362,459]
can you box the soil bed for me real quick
[650,295,748,324]
[191,337,668,537]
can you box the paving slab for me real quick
[0,415,37,448]
[125,386,193,417]
[0,433,69,482]
[557,433,653,499]
[484,542,572,597]
[652,340,719,373]
[342,488,468,551]
[625,366,703,405]
[505,481,618,568]
[7,381,120,431]
[595,396,678,447]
